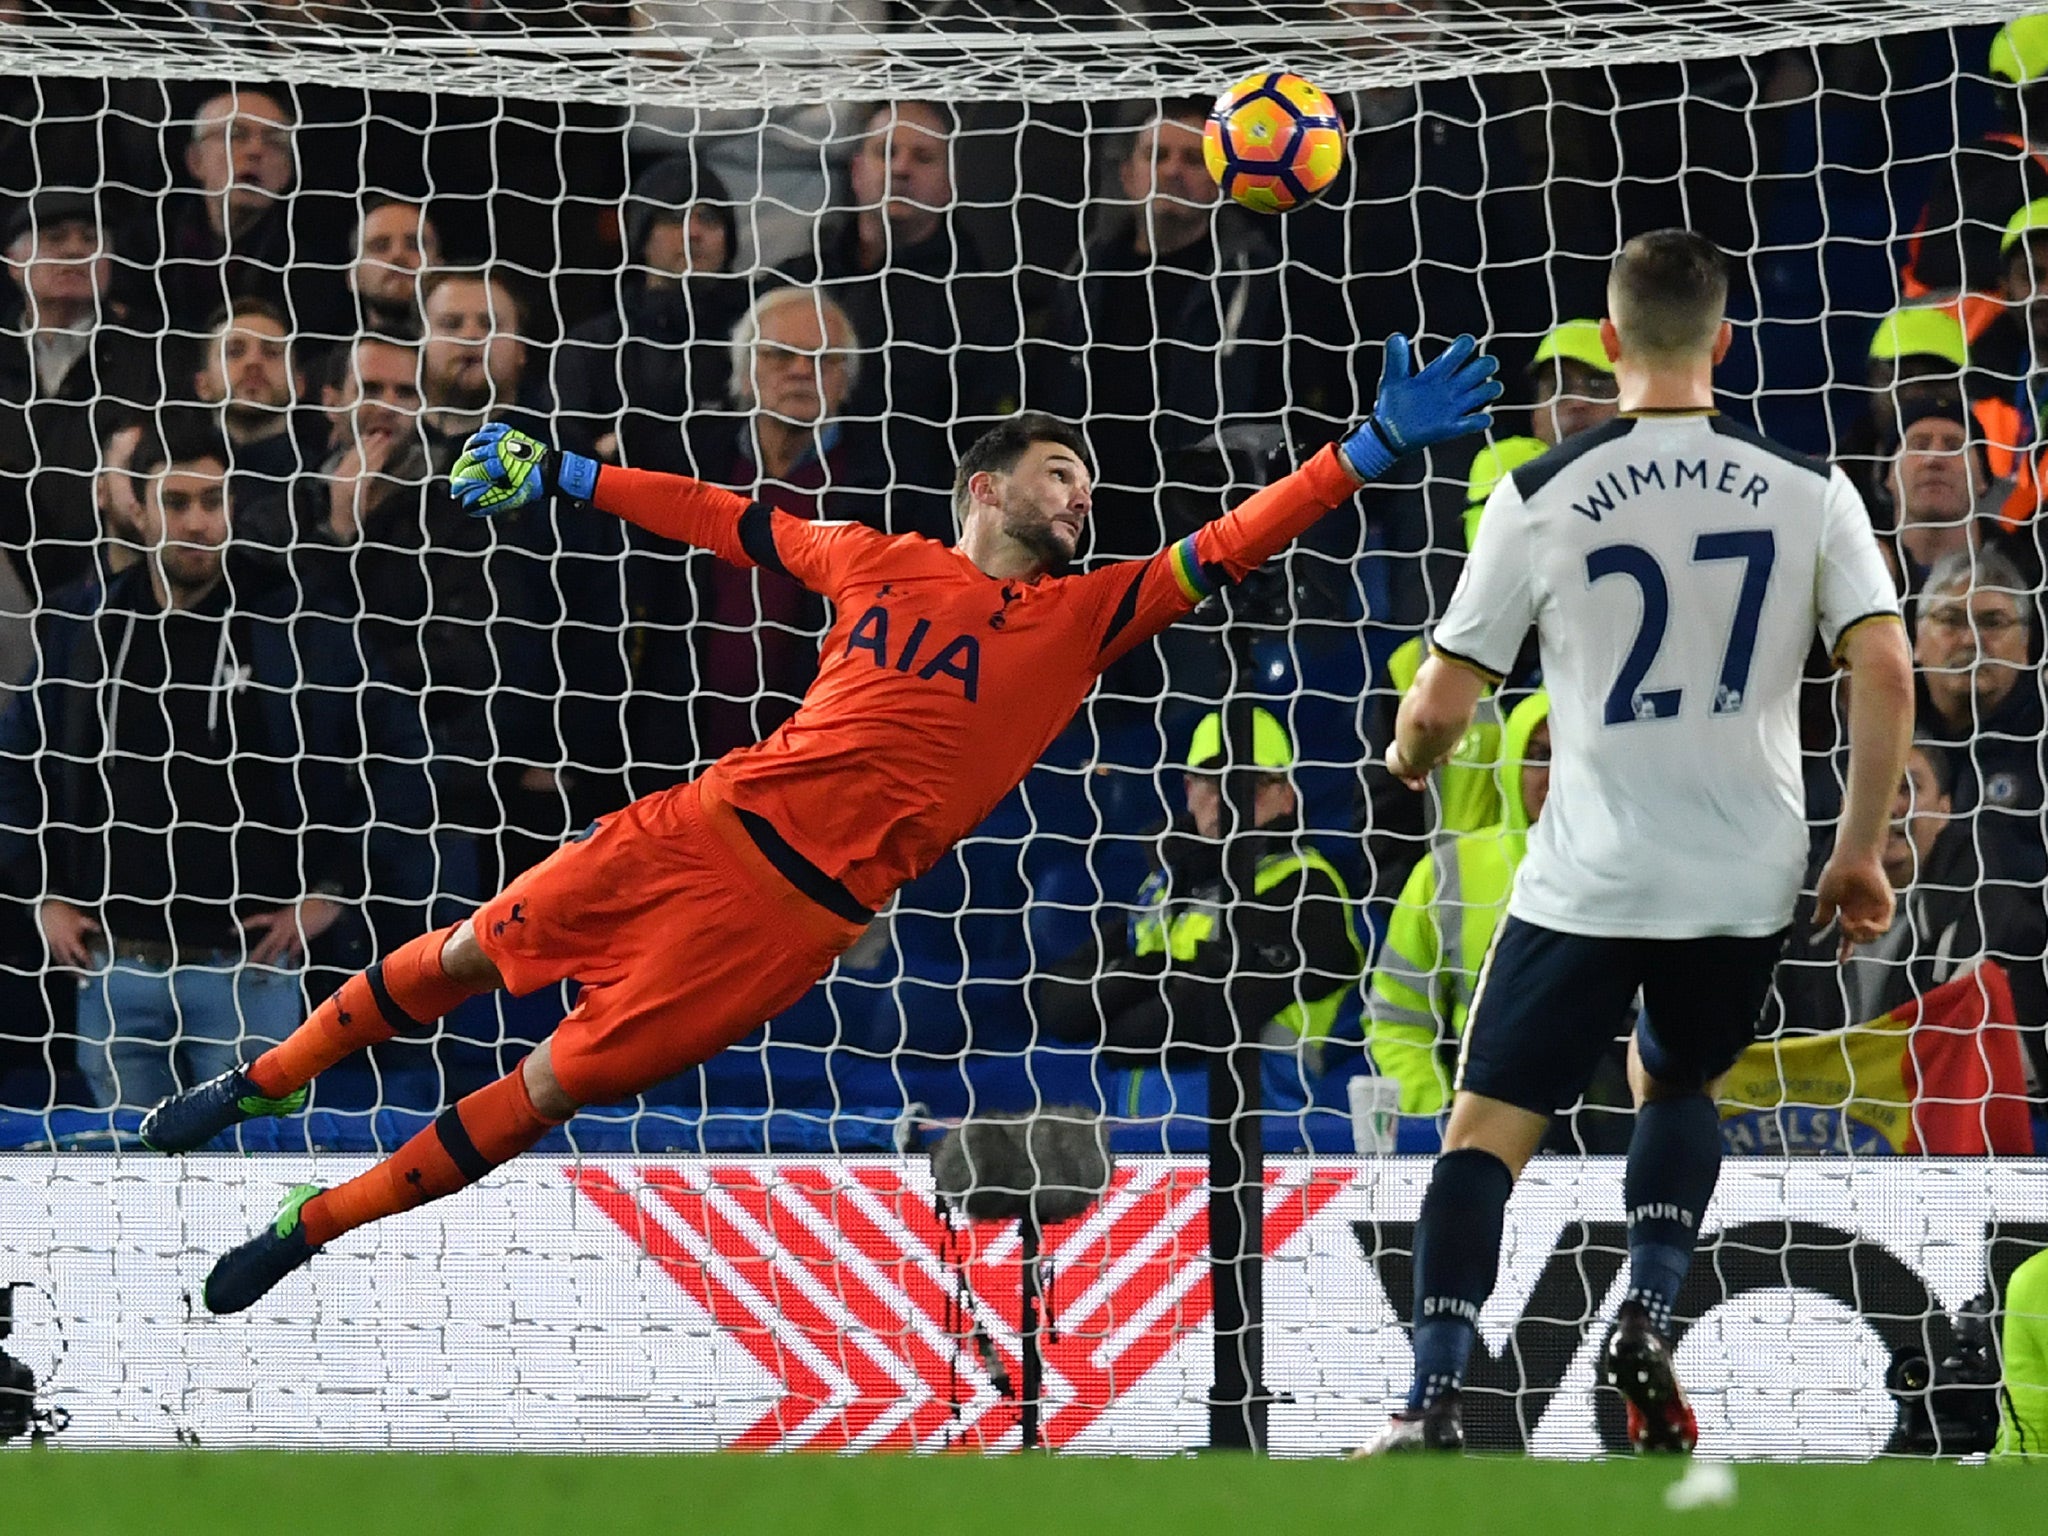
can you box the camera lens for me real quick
[1886,1352,1932,1396]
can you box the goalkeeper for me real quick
[148,336,1500,1314]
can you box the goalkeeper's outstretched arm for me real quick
[448,421,858,587]
[1095,334,1500,671]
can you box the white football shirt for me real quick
[1431,411,1899,939]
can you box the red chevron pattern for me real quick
[569,1159,1350,1451]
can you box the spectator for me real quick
[1365,692,1550,1115]
[713,285,880,513]
[626,1,882,272]
[628,284,885,769]
[1900,16,2048,303]
[420,268,544,442]
[1877,391,2019,602]
[345,194,442,343]
[293,333,555,891]
[155,87,317,342]
[421,268,595,871]
[0,191,162,599]
[0,411,431,1110]
[1028,99,1283,557]
[1526,320,1619,447]
[296,332,428,551]
[555,154,747,470]
[775,100,1023,541]
[191,295,314,521]
[1913,546,2047,887]
[1775,739,2046,1057]
[1033,704,1366,1125]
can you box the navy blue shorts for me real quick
[1456,915,1787,1117]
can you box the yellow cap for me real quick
[2001,195,2048,255]
[1529,318,1613,376]
[1465,435,1549,507]
[1867,306,1967,368]
[1991,15,2048,84]
[1186,705,1293,771]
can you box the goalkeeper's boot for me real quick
[1602,1299,1699,1454]
[1351,1389,1465,1456]
[140,1067,307,1154]
[204,1184,324,1315]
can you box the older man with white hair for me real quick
[1913,545,2047,887]
[628,283,887,772]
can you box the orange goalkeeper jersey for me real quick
[590,447,1360,912]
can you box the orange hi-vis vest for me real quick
[1902,130,2048,314]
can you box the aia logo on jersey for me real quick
[845,604,981,702]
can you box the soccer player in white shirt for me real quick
[1365,231,1915,1455]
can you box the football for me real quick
[1202,71,1345,214]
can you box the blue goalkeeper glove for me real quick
[449,422,600,516]
[1339,334,1503,482]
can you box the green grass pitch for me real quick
[4,1453,2043,1536]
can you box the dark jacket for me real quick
[1034,815,1359,1069]
[1917,670,2048,888]
[777,215,1022,542]
[1027,217,1284,556]
[553,155,751,472]
[0,561,435,955]
[145,190,349,348]
[0,310,164,598]
[285,428,558,835]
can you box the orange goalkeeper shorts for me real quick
[470,778,868,1106]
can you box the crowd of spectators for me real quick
[0,12,2040,1154]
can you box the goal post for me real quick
[0,3,2041,1457]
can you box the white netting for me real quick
[0,3,2041,1457]
[0,3,2032,106]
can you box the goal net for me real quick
[0,0,2042,1458]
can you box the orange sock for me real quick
[300,1064,564,1247]
[245,926,477,1099]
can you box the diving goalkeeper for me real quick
[150,335,1500,1313]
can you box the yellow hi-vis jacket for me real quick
[1365,691,1549,1114]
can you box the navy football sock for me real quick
[1407,1147,1514,1411]
[1623,1093,1722,1335]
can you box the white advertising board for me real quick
[0,1155,2041,1457]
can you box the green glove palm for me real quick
[450,422,597,514]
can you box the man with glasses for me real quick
[157,88,303,338]
[1913,545,2046,886]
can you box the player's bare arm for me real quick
[1816,615,1916,956]
[1388,654,1490,789]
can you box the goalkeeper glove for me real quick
[449,422,599,516]
[1339,334,1503,482]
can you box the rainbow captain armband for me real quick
[1169,535,1220,604]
